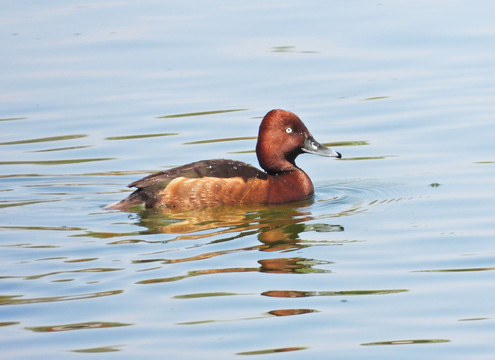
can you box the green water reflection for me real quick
[106,133,179,140]
[0,134,87,146]
[0,290,123,306]
[237,346,308,355]
[361,339,450,346]
[72,345,122,353]
[26,321,132,332]
[157,108,248,118]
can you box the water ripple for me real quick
[316,179,418,217]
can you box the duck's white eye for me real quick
[286,127,293,133]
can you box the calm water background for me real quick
[1,1,494,359]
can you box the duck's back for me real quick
[105,159,269,210]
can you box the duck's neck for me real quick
[260,160,297,175]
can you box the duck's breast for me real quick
[266,170,314,204]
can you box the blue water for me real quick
[1,1,495,359]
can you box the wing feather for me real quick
[129,159,267,189]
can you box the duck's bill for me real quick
[302,134,342,158]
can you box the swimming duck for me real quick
[105,109,341,210]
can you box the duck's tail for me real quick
[103,191,146,210]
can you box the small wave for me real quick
[315,179,418,217]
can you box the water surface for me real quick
[1,1,495,359]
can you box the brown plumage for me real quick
[104,109,341,210]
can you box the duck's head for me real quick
[256,109,341,174]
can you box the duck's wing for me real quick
[104,160,267,210]
[104,159,268,210]
[129,159,267,189]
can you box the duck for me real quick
[104,109,341,210]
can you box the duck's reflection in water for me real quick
[129,201,344,279]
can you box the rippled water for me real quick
[2,1,495,359]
